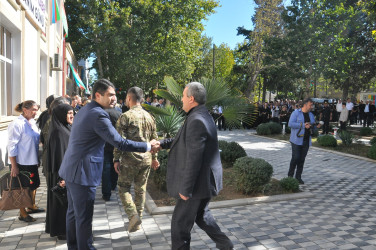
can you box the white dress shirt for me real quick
[336,103,342,112]
[364,104,370,113]
[7,115,40,165]
[346,102,354,111]
[218,106,223,114]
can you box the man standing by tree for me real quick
[336,99,343,123]
[320,100,331,134]
[114,87,159,232]
[288,98,321,184]
[346,98,354,126]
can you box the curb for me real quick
[249,133,376,164]
[145,191,315,215]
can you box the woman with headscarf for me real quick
[37,94,57,131]
[40,97,69,178]
[7,100,42,222]
[45,104,74,239]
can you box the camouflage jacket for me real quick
[113,105,158,165]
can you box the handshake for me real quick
[150,140,162,154]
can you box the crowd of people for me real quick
[254,98,376,131]
[6,80,234,250]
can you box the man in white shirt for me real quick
[336,99,342,122]
[218,106,226,130]
[346,98,354,125]
[364,100,371,127]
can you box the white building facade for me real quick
[0,0,78,170]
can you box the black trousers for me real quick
[340,121,347,131]
[171,198,233,250]
[218,115,226,130]
[364,113,374,127]
[288,141,310,180]
[322,120,330,134]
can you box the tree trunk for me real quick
[245,51,262,99]
[342,80,349,100]
[262,77,267,103]
[258,75,261,101]
[314,77,317,98]
[96,48,104,79]
[244,72,259,99]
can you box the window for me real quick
[0,26,12,116]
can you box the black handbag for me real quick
[51,183,68,208]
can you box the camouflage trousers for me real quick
[117,163,151,220]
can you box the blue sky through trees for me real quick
[203,0,292,49]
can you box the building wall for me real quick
[0,0,73,171]
[24,19,39,102]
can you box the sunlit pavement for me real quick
[0,129,376,249]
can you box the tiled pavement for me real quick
[0,129,376,249]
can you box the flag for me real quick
[51,0,61,24]
[69,62,87,90]
[61,1,68,37]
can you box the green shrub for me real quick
[218,141,247,168]
[233,156,274,194]
[317,135,337,147]
[280,177,300,192]
[367,145,376,160]
[257,123,271,135]
[218,140,229,151]
[267,122,282,134]
[360,127,373,136]
[370,137,376,146]
[153,150,169,191]
[338,130,354,146]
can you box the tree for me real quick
[65,0,219,91]
[192,37,235,80]
[317,0,376,99]
[244,0,284,99]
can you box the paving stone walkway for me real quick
[0,129,376,250]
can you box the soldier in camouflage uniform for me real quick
[114,87,159,232]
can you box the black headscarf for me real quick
[46,104,73,173]
[37,95,57,130]
[46,95,56,109]
[51,104,73,129]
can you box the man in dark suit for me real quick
[59,79,159,250]
[160,82,234,250]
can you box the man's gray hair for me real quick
[186,82,206,105]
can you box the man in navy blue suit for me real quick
[59,79,160,250]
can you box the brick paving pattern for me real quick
[0,129,375,249]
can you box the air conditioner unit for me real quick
[51,53,62,71]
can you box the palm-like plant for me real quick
[143,76,257,137]
[154,106,185,138]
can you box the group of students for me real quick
[7,95,76,240]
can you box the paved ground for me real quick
[0,129,376,250]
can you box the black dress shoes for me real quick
[19,215,36,222]
[296,179,305,184]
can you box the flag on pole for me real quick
[69,61,87,90]
[61,1,68,37]
[51,0,61,24]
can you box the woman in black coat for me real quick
[45,104,74,239]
